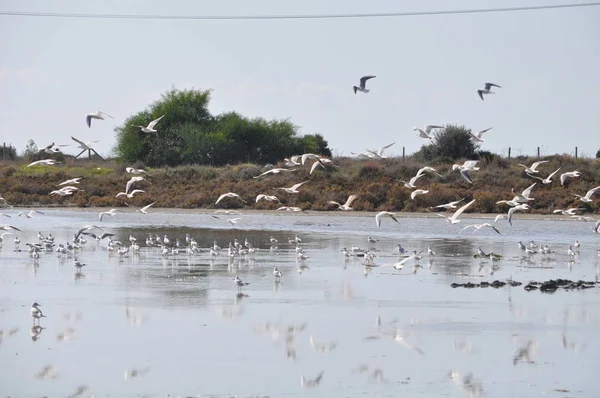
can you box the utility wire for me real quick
[0,2,599,20]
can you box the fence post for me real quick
[402,147,405,163]
[537,147,540,159]
[575,147,578,159]
[508,147,511,160]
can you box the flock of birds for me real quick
[1,75,599,395]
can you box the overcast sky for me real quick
[1,0,599,160]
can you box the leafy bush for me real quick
[113,87,332,167]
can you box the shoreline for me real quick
[3,206,593,222]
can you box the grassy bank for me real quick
[1,155,599,214]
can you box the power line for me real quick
[0,2,599,20]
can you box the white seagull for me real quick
[353,75,376,94]
[507,203,530,226]
[573,186,600,203]
[58,178,83,186]
[560,171,582,186]
[27,159,62,167]
[375,211,399,228]
[126,167,148,175]
[99,208,124,221]
[437,199,476,224]
[136,202,156,214]
[328,194,359,211]
[477,82,501,100]
[452,160,480,184]
[400,173,424,189]
[116,189,145,199]
[71,136,100,151]
[469,127,492,142]
[136,115,165,133]
[253,168,297,179]
[275,181,309,194]
[215,192,247,205]
[18,210,45,218]
[527,167,561,184]
[517,160,549,174]
[365,142,395,159]
[86,110,114,128]
[414,125,443,140]
[431,198,465,210]
[125,176,148,195]
[411,189,429,200]
[256,194,281,204]
[459,223,502,235]
[512,182,537,203]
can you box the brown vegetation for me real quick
[1,155,599,215]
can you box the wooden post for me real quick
[575,147,578,159]
[402,147,405,163]
[508,147,511,160]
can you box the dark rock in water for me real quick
[450,278,597,292]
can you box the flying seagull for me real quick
[573,186,600,203]
[71,136,100,151]
[86,110,114,128]
[469,127,492,142]
[414,125,443,140]
[136,115,165,133]
[27,159,62,167]
[353,75,376,94]
[517,160,549,174]
[477,82,501,100]
[375,211,399,228]
[328,194,359,211]
[526,167,561,184]
[560,171,582,186]
[437,199,476,224]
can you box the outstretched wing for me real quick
[71,136,86,146]
[360,75,376,87]
[485,82,501,89]
[147,115,165,129]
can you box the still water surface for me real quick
[1,210,599,397]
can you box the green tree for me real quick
[413,124,480,162]
[113,87,333,167]
[22,139,38,160]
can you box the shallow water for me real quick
[1,210,599,397]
